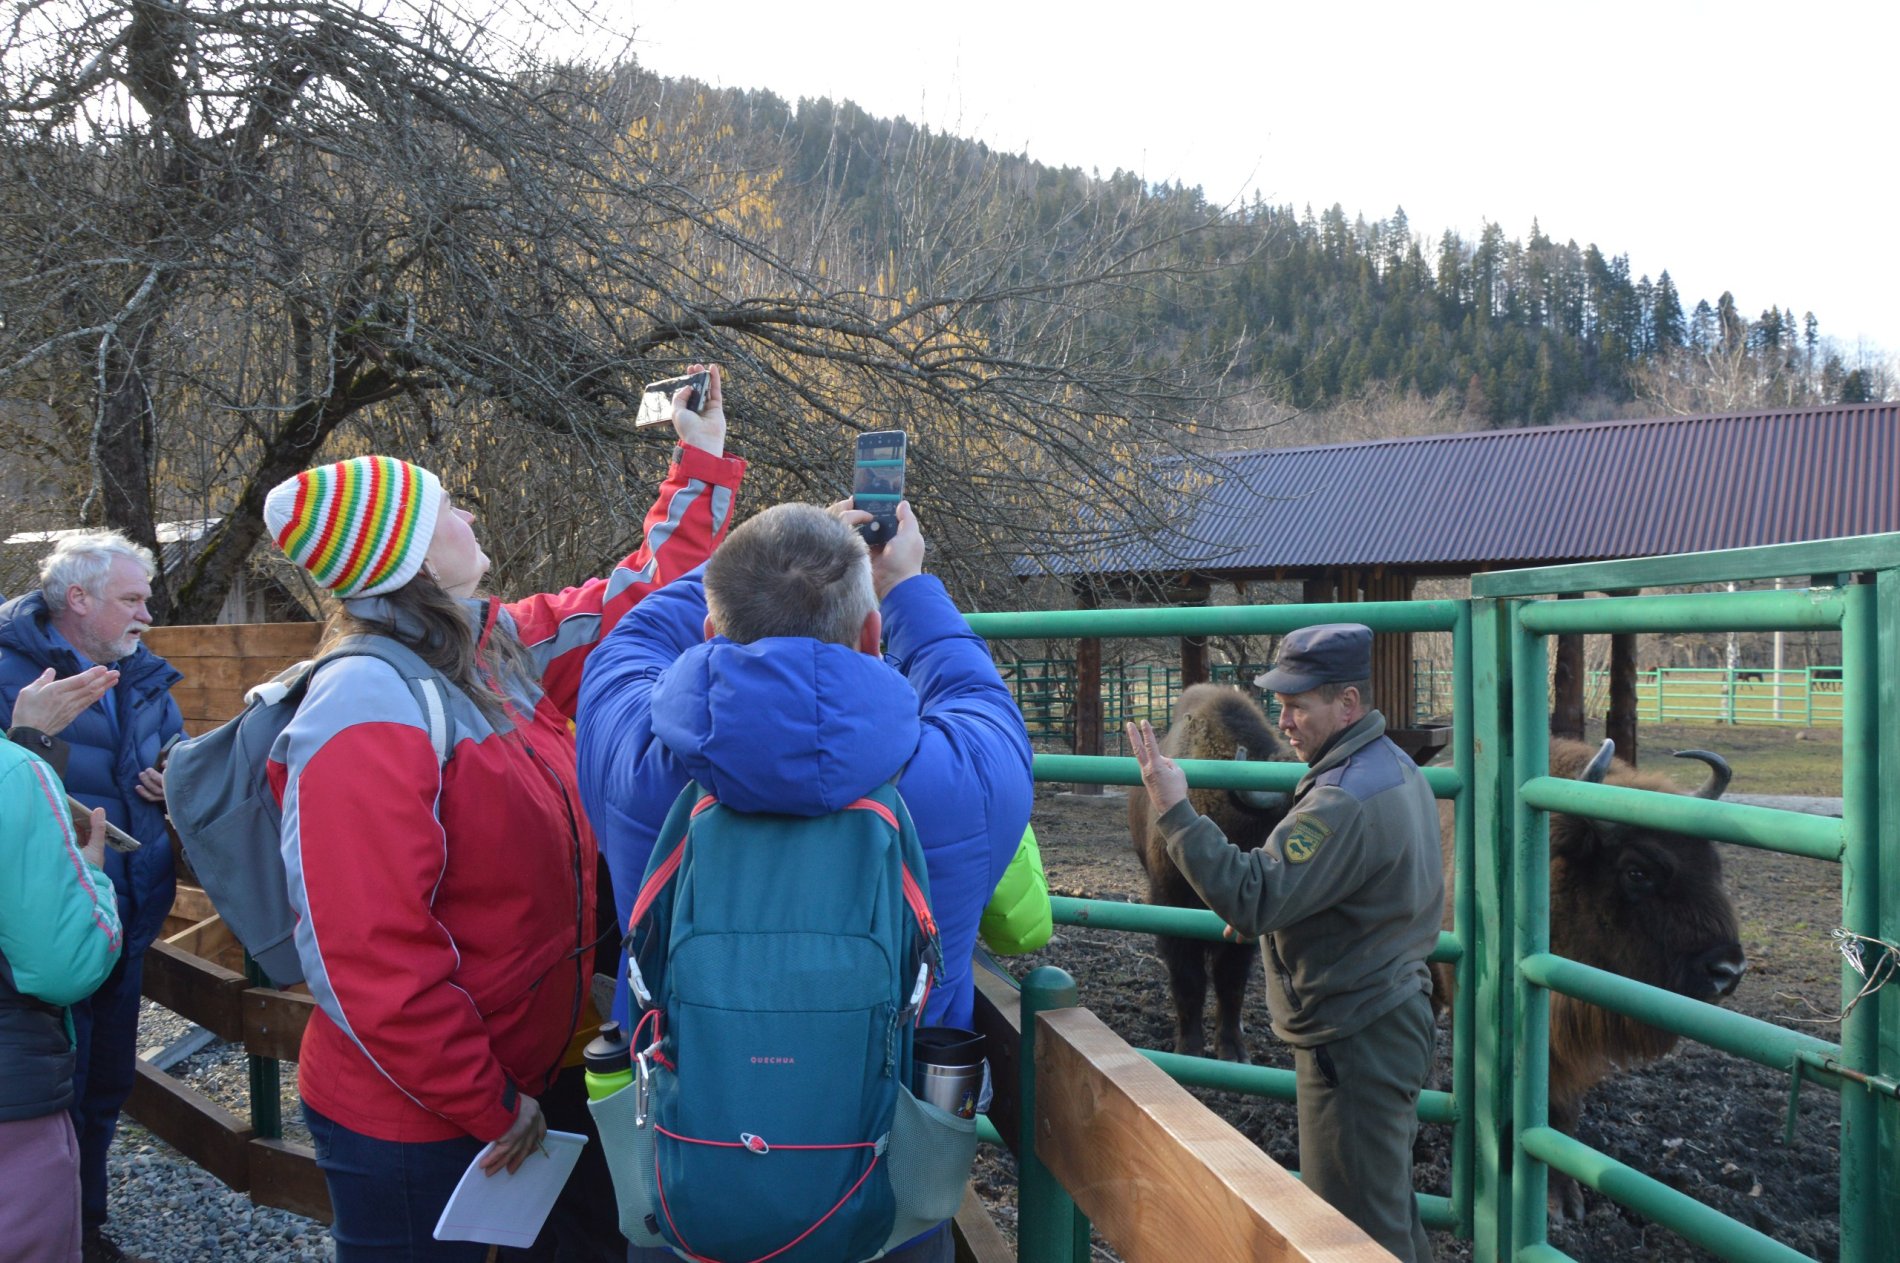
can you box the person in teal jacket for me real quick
[1,667,124,1262]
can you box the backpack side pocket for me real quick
[881,1085,980,1249]
[586,1077,668,1249]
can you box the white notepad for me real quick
[432,1129,589,1247]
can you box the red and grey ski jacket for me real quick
[273,444,744,1144]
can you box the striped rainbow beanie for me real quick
[262,455,444,598]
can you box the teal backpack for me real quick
[588,780,979,1262]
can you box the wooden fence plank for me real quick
[142,940,247,1040]
[168,684,253,722]
[127,1061,253,1191]
[167,655,286,691]
[953,1182,1014,1263]
[169,884,217,924]
[146,623,320,660]
[250,1138,332,1223]
[243,987,317,1063]
[1035,1006,1390,1263]
[971,963,1024,1158]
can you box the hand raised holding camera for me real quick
[825,498,924,600]
[666,363,726,458]
[870,501,925,601]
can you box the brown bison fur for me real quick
[1128,684,1295,1062]
[1430,737,1745,1218]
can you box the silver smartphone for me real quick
[636,371,709,427]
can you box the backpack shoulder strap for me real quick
[303,635,454,763]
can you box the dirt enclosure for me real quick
[983,780,1849,1263]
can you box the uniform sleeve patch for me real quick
[1284,814,1333,864]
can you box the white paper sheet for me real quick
[431,1129,588,1247]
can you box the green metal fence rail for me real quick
[1472,531,1900,1263]
[967,599,1479,1256]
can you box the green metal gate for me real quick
[1470,534,1898,1263]
[962,530,1899,1262]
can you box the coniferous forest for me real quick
[760,93,1887,429]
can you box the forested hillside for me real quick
[733,90,1886,428]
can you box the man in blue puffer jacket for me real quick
[0,531,184,1263]
[578,500,1032,1262]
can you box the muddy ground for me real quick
[973,779,1849,1262]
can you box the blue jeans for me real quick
[304,1102,488,1263]
[69,946,143,1230]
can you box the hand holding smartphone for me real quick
[851,431,907,547]
[636,371,711,427]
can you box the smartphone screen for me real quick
[852,431,907,546]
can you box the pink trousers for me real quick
[0,1110,83,1262]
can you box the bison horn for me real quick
[1229,744,1291,815]
[1580,739,1616,785]
[1673,749,1733,800]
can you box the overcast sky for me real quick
[617,1,1897,359]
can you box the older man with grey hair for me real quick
[0,530,184,1263]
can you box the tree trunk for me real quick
[93,321,170,619]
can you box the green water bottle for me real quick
[583,1021,634,1101]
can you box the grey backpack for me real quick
[164,635,452,986]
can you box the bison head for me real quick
[1547,738,1747,1070]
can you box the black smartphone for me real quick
[851,430,907,547]
[636,371,710,426]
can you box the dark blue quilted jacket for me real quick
[0,592,184,954]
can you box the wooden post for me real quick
[1607,589,1640,765]
[1363,573,1415,723]
[1301,575,1336,607]
[1181,635,1209,689]
[1072,584,1104,794]
[1551,595,1585,740]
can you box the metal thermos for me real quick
[583,1021,635,1101]
[912,1026,985,1119]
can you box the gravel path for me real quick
[95,1003,332,1263]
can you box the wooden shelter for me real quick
[1037,402,1900,764]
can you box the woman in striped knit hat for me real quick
[262,367,745,1262]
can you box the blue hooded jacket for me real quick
[0,592,183,955]
[577,565,1032,1030]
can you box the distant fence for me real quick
[1414,664,1846,728]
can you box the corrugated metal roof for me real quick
[1057,403,1900,575]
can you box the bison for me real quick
[1430,736,1746,1218]
[1128,684,1295,1062]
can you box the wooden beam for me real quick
[169,884,217,923]
[1607,589,1639,765]
[1551,596,1585,740]
[971,964,1025,1158]
[1034,1007,1388,1263]
[1181,635,1210,688]
[127,1061,253,1191]
[145,623,320,660]
[243,987,317,1063]
[953,1182,1014,1263]
[1072,585,1103,791]
[249,1138,332,1223]
[143,940,247,1040]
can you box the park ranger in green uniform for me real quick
[1127,622,1443,1263]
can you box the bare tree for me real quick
[1,1,1253,622]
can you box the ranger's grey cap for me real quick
[1254,623,1374,695]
